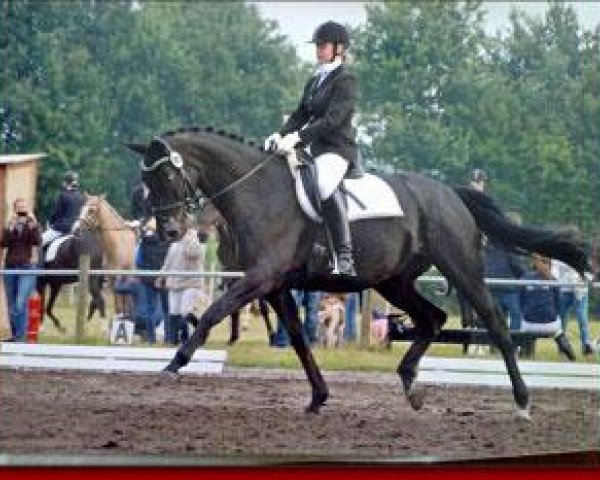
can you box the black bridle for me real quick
[139,136,205,217]
[140,135,279,218]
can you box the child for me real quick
[317,293,345,347]
[370,307,389,347]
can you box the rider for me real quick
[264,21,358,276]
[42,170,86,248]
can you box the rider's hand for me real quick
[263,132,281,152]
[275,131,300,154]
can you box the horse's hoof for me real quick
[406,388,425,411]
[156,368,180,385]
[305,392,328,414]
[515,406,532,422]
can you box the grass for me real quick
[37,289,599,372]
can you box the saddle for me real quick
[289,149,404,224]
[44,235,72,263]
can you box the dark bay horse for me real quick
[127,127,589,419]
[197,202,275,346]
[37,229,105,332]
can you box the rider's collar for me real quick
[314,58,342,80]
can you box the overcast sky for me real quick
[253,1,600,63]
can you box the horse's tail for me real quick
[453,186,591,274]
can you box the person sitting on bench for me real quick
[519,253,576,361]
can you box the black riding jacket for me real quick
[280,64,358,166]
[48,187,85,234]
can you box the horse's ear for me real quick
[124,142,148,156]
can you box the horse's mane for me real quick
[159,125,263,153]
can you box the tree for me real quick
[1,0,306,219]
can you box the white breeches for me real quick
[315,153,349,200]
[42,228,62,247]
[168,288,204,316]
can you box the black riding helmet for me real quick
[310,21,350,47]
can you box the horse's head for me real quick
[73,193,102,234]
[126,137,200,238]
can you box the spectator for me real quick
[130,180,152,230]
[0,197,41,341]
[370,307,388,347]
[272,289,321,348]
[317,293,345,347]
[135,218,168,343]
[458,168,488,352]
[483,214,526,331]
[344,292,359,343]
[520,253,575,360]
[551,258,595,356]
[113,275,158,344]
[160,218,206,345]
[42,171,85,247]
[469,168,488,192]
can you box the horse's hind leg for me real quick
[436,256,529,418]
[46,284,66,334]
[87,277,105,320]
[228,310,240,345]
[376,274,447,411]
[258,297,276,346]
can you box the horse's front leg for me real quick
[265,289,329,414]
[163,269,275,376]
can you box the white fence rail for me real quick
[0,342,226,374]
[1,268,598,289]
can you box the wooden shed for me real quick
[0,153,45,338]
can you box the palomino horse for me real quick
[127,127,589,419]
[37,229,105,332]
[73,194,137,314]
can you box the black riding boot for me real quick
[321,189,356,276]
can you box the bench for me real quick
[386,314,554,357]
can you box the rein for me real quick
[142,136,280,216]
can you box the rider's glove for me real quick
[275,131,301,154]
[263,132,281,152]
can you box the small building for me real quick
[0,153,45,337]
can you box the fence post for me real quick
[359,289,372,349]
[75,254,90,343]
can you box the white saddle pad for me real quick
[45,235,72,263]
[295,172,404,223]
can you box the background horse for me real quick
[197,201,275,345]
[127,127,589,419]
[37,229,105,332]
[73,194,137,315]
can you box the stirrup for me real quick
[332,255,356,277]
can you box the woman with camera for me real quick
[1,197,41,341]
